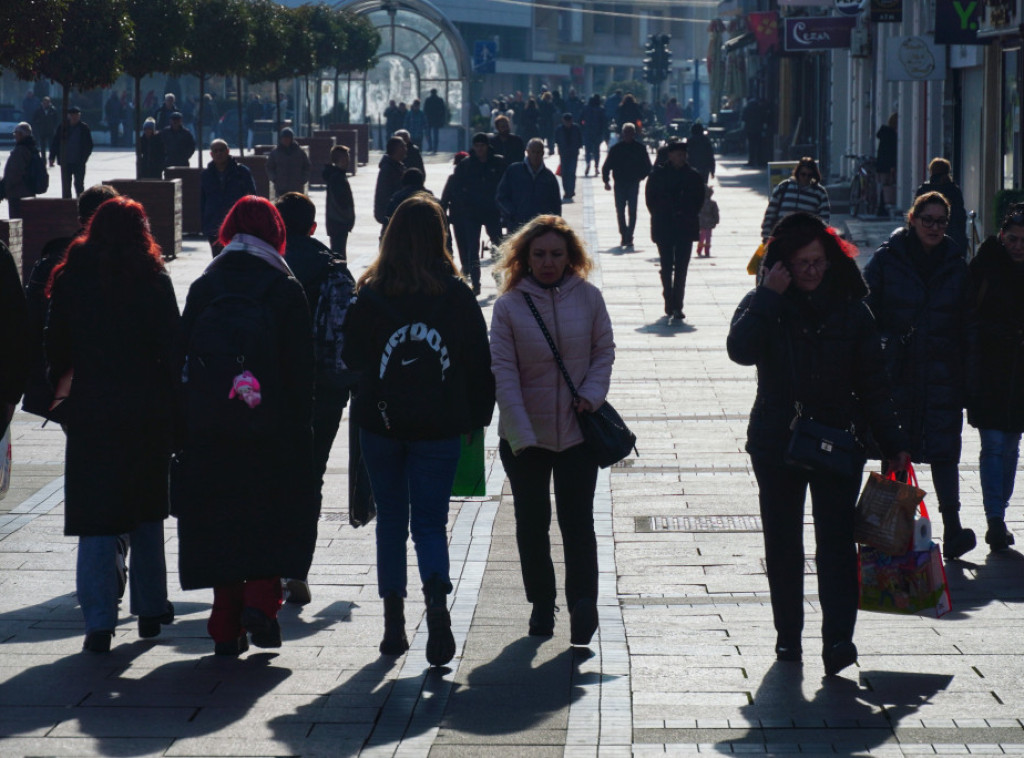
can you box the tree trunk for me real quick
[197,74,206,169]
[236,73,245,156]
[59,86,71,198]
[275,80,281,134]
[134,77,142,178]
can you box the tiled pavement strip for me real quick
[0,148,1022,756]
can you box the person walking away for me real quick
[394,129,424,177]
[875,113,898,218]
[964,206,1024,550]
[176,196,316,655]
[727,211,909,676]
[1,241,29,438]
[915,158,968,255]
[384,100,404,140]
[864,192,976,559]
[266,128,311,199]
[450,133,506,294]
[405,100,427,150]
[160,112,196,174]
[520,98,540,142]
[760,157,830,243]
[554,113,583,202]
[490,215,614,646]
[423,89,446,154]
[373,136,407,233]
[686,122,716,185]
[104,91,123,146]
[489,115,525,168]
[580,95,606,177]
[497,138,562,233]
[323,145,355,259]
[696,185,719,258]
[383,168,434,228]
[341,195,495,666]
[645,141,704,322]
[200,140,257,257]
[50,106,93,199]
[136,119,165,179]
[3,122,40,218]
[32,96,58,163]
[601,122,651,249]
[538,92,557,155]
[45,196,180,653]
[616,94,643,135]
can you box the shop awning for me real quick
[722,32,756,53]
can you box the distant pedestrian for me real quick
[580,95,606,177]
[423,89,446,153]
[696,185,719,258]
[394,129,424,177]
[727,211,909,676]
[760,157,830,243]
[490,214,614,646]
[136,118,165,179]
[32,96,58,163]
[2,122,40,218]
[50,106,93,199]
[645,140,704,321]
[616,94,642,133]
[22,90,39,122]
[875,113,898,218]
[520,98,540,141]
[554,113,583,202]
[104,91,123,145]
[374,136,407,232]
[384,100,404,138]
[176,196,316,656]
[489,115,525,167]
[405,99,426,150]
[741,96,768,167]
[323,145,355,258]
[497,138,562,232]
[153,93,177,131]
[160,112,196,172]
[341,194,495,667]
[915,158,968,254]
[266,127,311,198]
[449,133,506,293]
[601,122,651,249]
[383,167,433,228]
[686,122,716,185]
[538,92,557,154]
[46,196,180,653]
[200,139,257,257]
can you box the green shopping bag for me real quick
[451,429,486,496]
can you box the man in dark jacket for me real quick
[450,133,506,293]
[645,140,704,322]
[602,122,651,249]
[553,113,583,202]
[423,89,446,154]
[160,112,196,173]
[200,139,257,256]
[374,136,407,232]
[394,129,424,177]
[1,241,29,432]
[2,123,39,218]
[496,138,561,232]
[153,93,178,131]
[489,115,525,167]
[32,96,58,162]
[323,145,355,258]
[50,106,93,198]
[686,122,716,185]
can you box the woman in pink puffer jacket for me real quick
[490,215,615,647]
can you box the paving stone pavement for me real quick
[1,147,1023,757]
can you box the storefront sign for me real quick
[936,0,984,44]
[885,36,947,80]
[871,0,903,22]
[976,0,1019,38]
[783,16,856,51]
[835,0,865,14]
[748,11,779,55]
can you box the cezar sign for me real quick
[783,16,856,51]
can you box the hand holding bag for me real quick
[854,467,925,554]
[523,293,637,468]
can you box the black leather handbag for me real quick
[523,293,637,468]
[785,404,865,479]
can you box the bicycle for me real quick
[844,154,878,217]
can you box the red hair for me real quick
[218,195,286,254]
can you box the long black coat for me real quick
[175,251,316,589]
[45,253,180,536]
[728,247,904,465]
[966,236,1024,432]
[645,162,704,245]
[0,243,29,407]
[864,227,969,462]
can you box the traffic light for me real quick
[659,34,672,81]
[643,35,658,85]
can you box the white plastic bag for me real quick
[0,425,10,501]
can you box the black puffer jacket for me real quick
[965,236,1024,432]
[644,162,704,245]
[864,227,968,462]
[727,244,904,465]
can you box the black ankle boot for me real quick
[986,517,1015,551]
[379,594,409,655]
[423,576,455,667]
[941,508,976,559]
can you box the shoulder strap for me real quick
[523,292,580,401]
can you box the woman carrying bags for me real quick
[342,195,494,667]
[728,212,908,676]
[490,215,615,647]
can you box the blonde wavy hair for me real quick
[496,215,593,292]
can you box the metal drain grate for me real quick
[635,515,763,533]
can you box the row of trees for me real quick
[0,0,380,167]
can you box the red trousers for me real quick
[207,578,282,643]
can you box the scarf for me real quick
[205,233,294,277]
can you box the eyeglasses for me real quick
[788,258,830,273]
[916,215,949,229]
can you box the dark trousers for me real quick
[613,181,640,244]
[751,457,861,651]
[560,155,578,198]
[656,240,694,313]
[427,126,440,152]
[60,162,86,198]
[312,389,350,511]
[208,578,282,643]
[329,232,349,261]
[499,440,599,609]
[453,214,501,287]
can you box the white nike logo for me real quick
[401,358,419,366]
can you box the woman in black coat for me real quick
[728,212,907,677]
[136,119,165,179]
[176,195,316,656]
[864,191,976,559]
[45,197,180,653]
[965,207,1024,550]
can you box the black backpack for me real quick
[362,287,452,438]
[183,279,282,438]
[25,149,48,195]
[312,259,358,392]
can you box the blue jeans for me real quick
[77,520,168,633]
[979,429,1021,520]
[360,430,461,598]
[613,181,640,243]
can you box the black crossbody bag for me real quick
[523,292,637,468]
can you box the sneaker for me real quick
[83,630,113,653]
[823,640,858,677]
[285,578,312,605]
[528,601,558,637]
[569,598,598,646]
[214,635,250,656]
[241,607,282,648]
[138,601,175,638]
[986,518,1016,551]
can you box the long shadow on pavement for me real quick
[942,547,1024,618]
